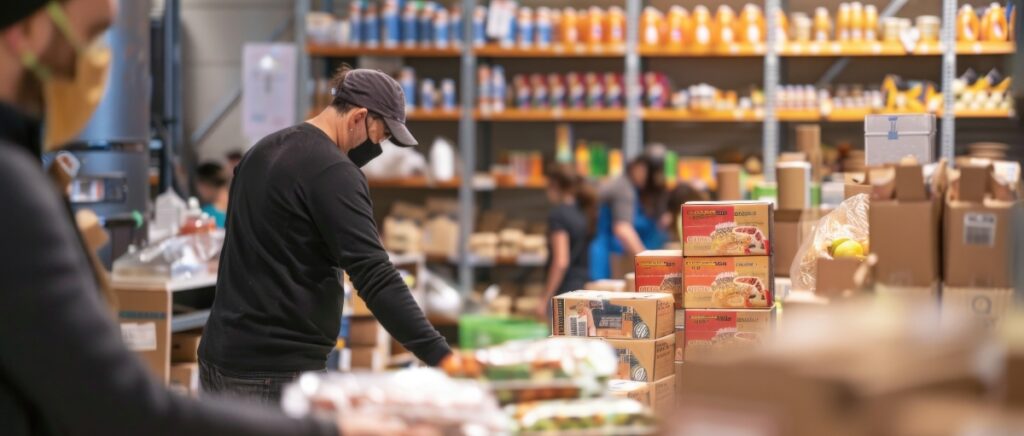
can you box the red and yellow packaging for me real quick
[634,250,683,308]
[681,201,773,257]
[682,307,776,362]
[683,256,774,309]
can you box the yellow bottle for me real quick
[837,3,851,42]
[740,4,765,44]
[849,2,864,41]
[958,5,980,42]
[813,7,831,42]
[609,149,623,177]
[984,3,1008,41]
[864,5,878,41]
[562,8,578,45]
[668,6,690,48]
[575,140,590,178]
[775,8,789,43]
[641,7,661,47]
[692,6,713,47]
[715,5,737,45]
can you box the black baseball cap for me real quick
[334,69,418,147]
[0,0,48,30]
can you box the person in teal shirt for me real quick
[196,162,229,228]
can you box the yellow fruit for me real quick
[833,240,865,259]
[829,237,850,256]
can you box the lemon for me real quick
[832,240,865,259]
[828,237,850,256]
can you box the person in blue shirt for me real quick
[196,162,229,228]
[589,146,670,280]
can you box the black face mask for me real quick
[347,117,383,167]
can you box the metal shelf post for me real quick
[941,0,957,163]
[763,0,781,182]
[623,0,643,159]
[457,0,478,295]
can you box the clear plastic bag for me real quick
[112,231,224,279]
[790,194,870,292]
[282,368,509,435]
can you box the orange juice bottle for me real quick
[958,5,980,42]
[667,6,690,48]
[864,4,878,41]
[574,140,590,177]
[740,4,765,44]
[837,3,851,41]
[641,7,661,47]
[775,8,789,43]
[587,6,605,46]
[986,4,1008,41]
[849,2,864,41]
[692,6,713,47]
[813,7,831,42]
[607,6,625,45]
[561,8,578,45]
[715,5,737,45]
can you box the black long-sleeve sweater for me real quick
[199,122,451,372]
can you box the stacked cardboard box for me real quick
[346,316,391,372]
[775,157,820,278]
[941,163,1022,330]
[551,290,675,415]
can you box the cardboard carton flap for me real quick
[958,165,991,203]
[894,164,927,202]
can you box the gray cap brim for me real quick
[383,117,418,147]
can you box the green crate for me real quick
[458,315,549,350]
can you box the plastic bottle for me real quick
[849,2,864,41]
[473,6,487,47]
[517,7,534,48]
[586,7,604,47]
[430,137,455,182]
[441,78,456,111]
[609,148,623,178]
[692,6,712,48]
[740,4,764,44]
[642,7,662,47]
[959,5,980,42]
[536,7,553,48]
[492,65,506,112]
[153,189,187,240]
[179,197,215,235]
[399,67,417,109]
[864,5,878,41]
[608,6,625,46]
[575,140,590,178]
[382,0,400,48]
[402,2,419,47]
[837,3,851,42]
[549,73,565,108]
[348,2,363,46]
[715,5,737,45]
[420,78,436,111]
[813,7,831,42]
[449,5,462,47]
[562,8,579,45]
[434,8,450,48]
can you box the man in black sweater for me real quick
[0,1,344,434]
[198,66,452,400]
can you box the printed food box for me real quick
[682,201,773,257]
[552,291,674,340]
[683,256,774,308]
[608,380,652,407]
[682,307,776,362]
[602,335,675,382]
[635,250,683,308]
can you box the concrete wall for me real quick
[181,0,296,164]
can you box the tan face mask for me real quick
[19,2,111,152]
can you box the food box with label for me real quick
[634,250,683,307]
[600,335,675,382]
[683,256,774,309]
[682,201,773,257]
[608,380,652,407]
[682,307,777,362]
[552,291,674,340]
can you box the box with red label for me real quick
[682,307,776,362]
[683,256,774,309]
[682,201,774,257]
[634,250,683,307]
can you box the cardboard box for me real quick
[348,317,388,347]
[944,166,1021,288]
[815,258,864,296]
[634,250,683,307]
[682,201,773,257]
[602,335,675,382]
[581,279,626,292]
[349,345,389,371]
[171,332,201,363]
[795,124,823,183]
[608,379,652,407]
[552,291,674,340]
[675,327,684,362]
[682,307,776,362]
[864,114,936,165]
[624,273,636,293]
[870,164,942,287]
[777,161,812,210]
[675,309,685,328]
[716,164,744,201]
[169,363,199,397]
[114,286,171,383]
[941,287,1013,331]
[683,256,773,309]
[651,375,676,417]
[774,210,817,278]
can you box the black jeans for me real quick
[198,359,302,405]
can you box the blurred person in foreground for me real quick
[198,64,451,402]
[588,146,670,280]
[0,1,389,435]
[536,165,595,321]
[195,161,229,228]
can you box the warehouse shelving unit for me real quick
[297,0,1016,293]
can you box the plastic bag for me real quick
[506,398,655,434]
[112,230,224,279]
[282,368,508,435]
[790,194,870,292]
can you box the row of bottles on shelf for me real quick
[308,2,1014,52]
[640,2,1013,49]
[313,67,456,113]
